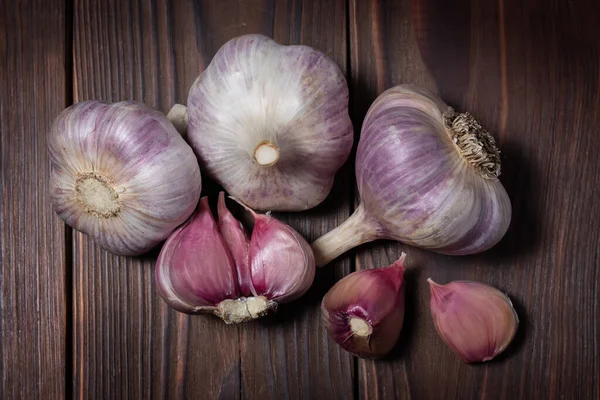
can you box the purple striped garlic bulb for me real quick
[312,85,512,266]
[173,34,353,211]
[48,101,202,256]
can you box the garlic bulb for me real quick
[428,279,519,363]
[156,193,315,323]
[179,34,353,211]
[48,101,202,256]
[321,254,406,358]
[312,85,511,266]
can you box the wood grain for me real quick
[227,1,354,398]
[349,0,600,398]
[72,0,240,398]
[3,0,600,398]
[72,0,353,398]
[0,0,67,398]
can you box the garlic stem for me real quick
[311,204,380,267]
[167,104,189,136]
[253,141,280,166]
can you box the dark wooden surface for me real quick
[0,1,68,399]
[1,0,599,399]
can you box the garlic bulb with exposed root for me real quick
[428,279,519,363]
[49,101,202,256]
[172,34,353,211]
[312,85,511,266]
[156,193,315,323]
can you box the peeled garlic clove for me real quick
[217,192,253,296]
[312,85,511,266]
[184,34,353,211]
[156,194,316,323]
[49,101,202,256]
[321,254,406,358]
[427,279,519,363]
[156,197,240,313]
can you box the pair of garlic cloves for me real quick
[156,192,315,323]
[321,254,518,363]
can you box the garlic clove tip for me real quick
[228,195,259,218]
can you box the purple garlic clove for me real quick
[217,192,253,296]
[321,254,407,358]
[156,197,240,314]
[428,279,519,363]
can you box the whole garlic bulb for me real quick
[49,101,202,256]
[183,34,353,211]
[312,85,511,266]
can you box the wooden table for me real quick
[2,0,599,398]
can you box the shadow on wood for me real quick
[479,139,542,263]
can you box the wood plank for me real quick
[169,0,356,398]
[0,0,67,398]
[229,1,354,398]
[72,0,240,398]
[349,0,600,398]
[73,0,353,398]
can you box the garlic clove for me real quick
[156,197,240,313]
[321,254,406,358]
[247,208,316,304]
[427,279,519,363]
[217,192,254,296]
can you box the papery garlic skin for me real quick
[321,254,406,358]
[357,86,511,254]
[49,101,202,256]
[428,279,519,363]
[217,192,254,296]
[156,198,240,313]
[248,210,316,303]
[186,34,353,211]
[312,85,511,266]
[156,194,315,323]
